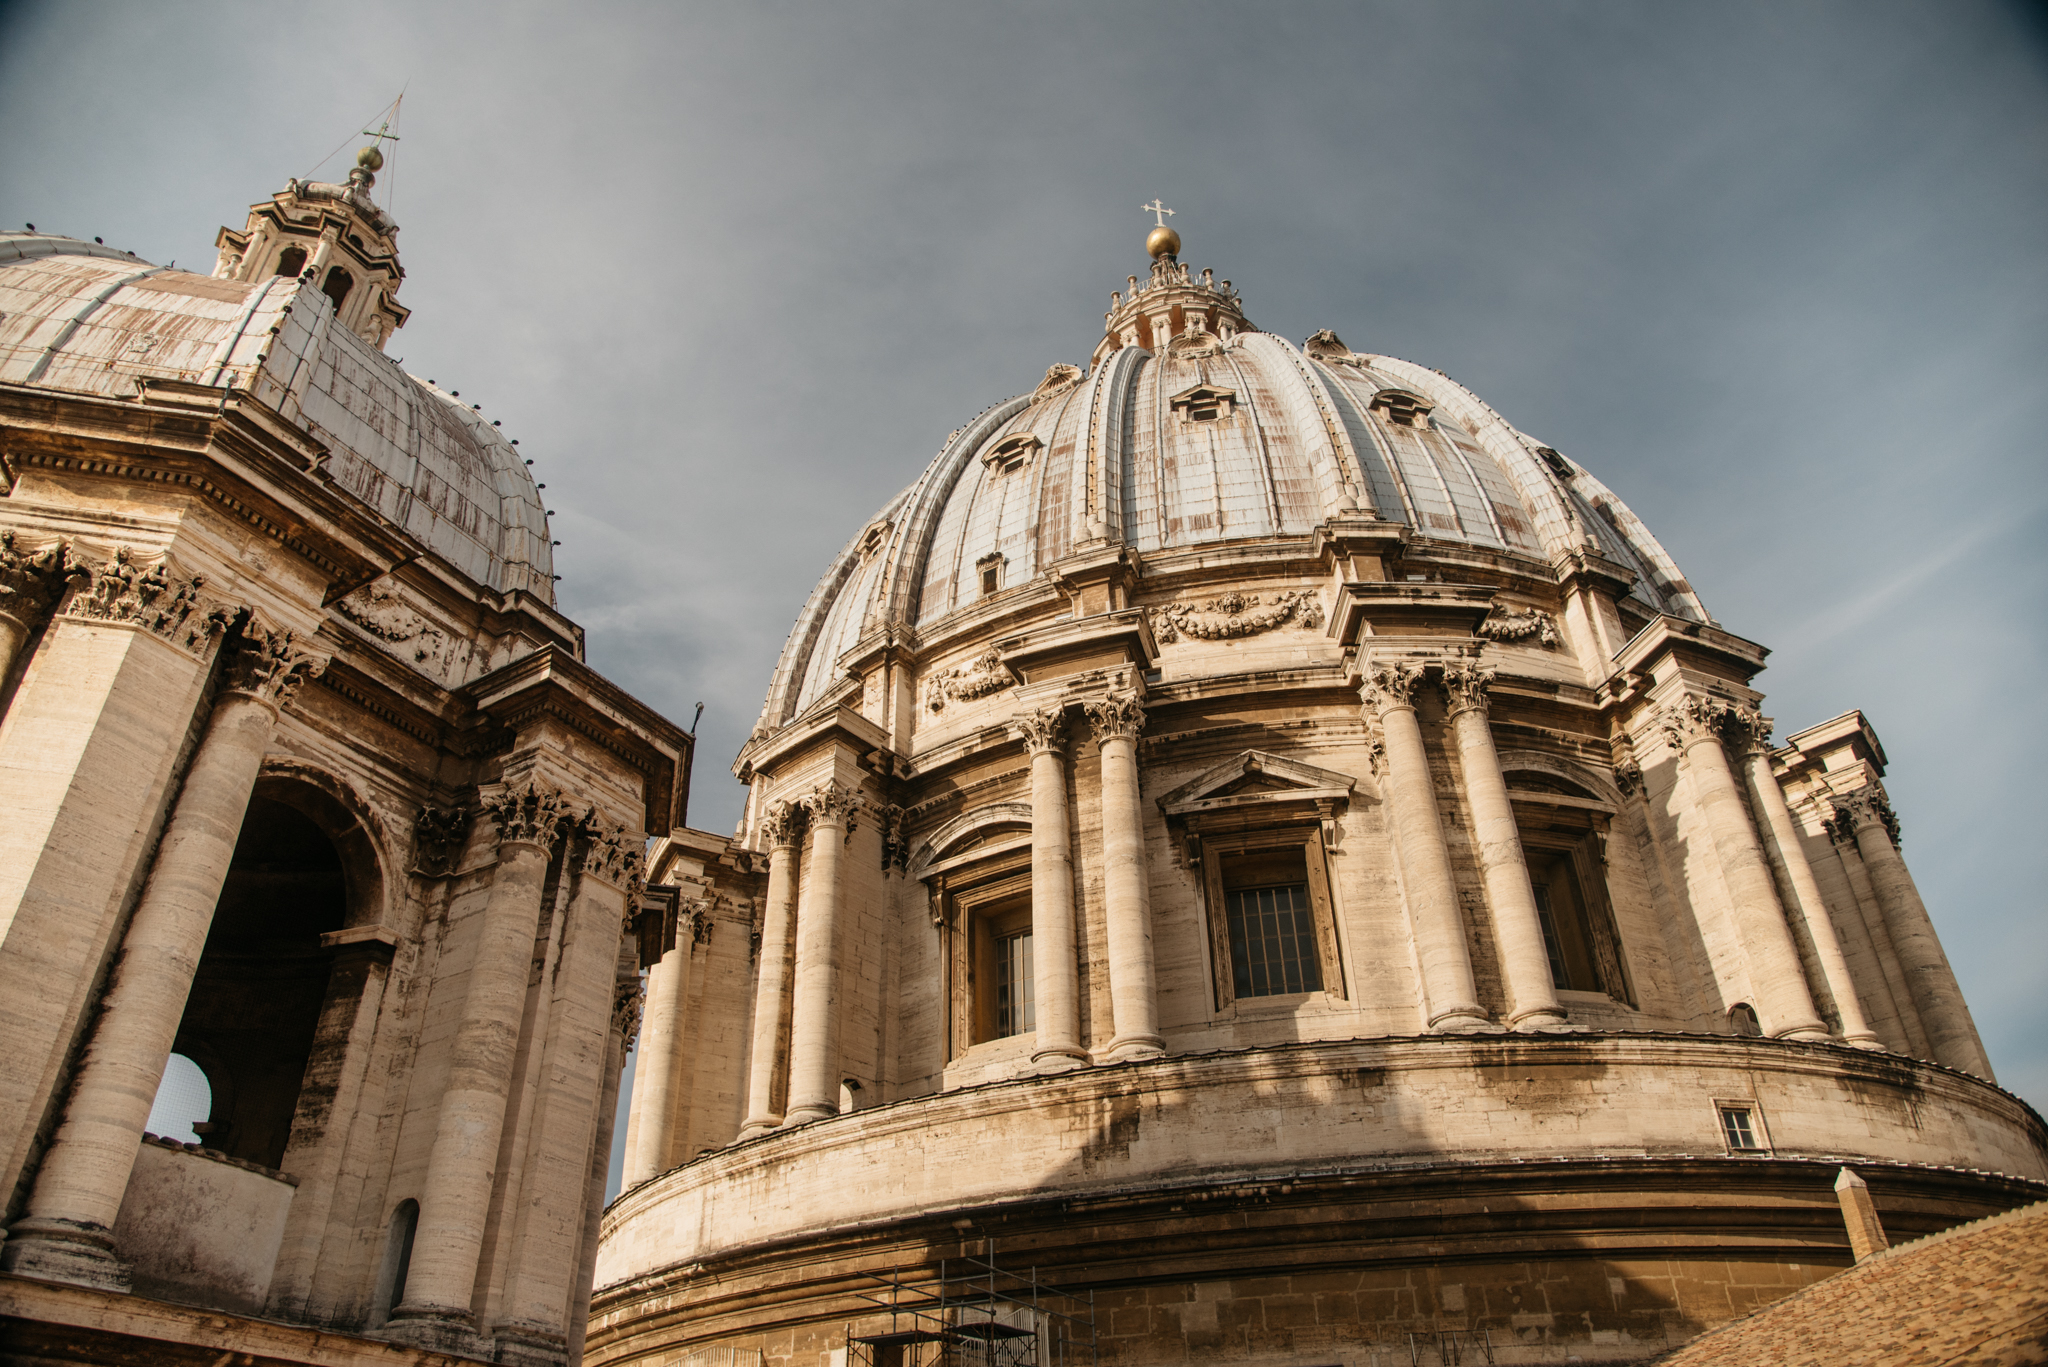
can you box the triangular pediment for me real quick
[1157,750,1357,816]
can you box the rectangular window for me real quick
[1720,1106,1760,1151]
[1225,883,1322,998]
[1533,883,1570,990]
[995,929,1034,1037]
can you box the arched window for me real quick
[1729,1003,1763,1037]
[145,1052,212,1144]
[322,266,354,310]
[274,246,307,277]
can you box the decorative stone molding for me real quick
[482,781,569,852]
[334,583,456,677]
[762,799,807,849]
[1832,788,1902,849]
[1613,759,1643,797]
[1082,690,1145,744]
[1359,661,1425,718]
[1476,604,1560,648]
[1033,363,1083,399]
[579,812,648,891]
[924,648,1013,712]
[878,803,908,875]
[0,530,69,623]
[1303,328,1355,363]
[612,974,645,1051]
[1011,705,1069,756]
[221,628,325,708]
[1148,589,1323,644]
[65,546,234,656]
[1439,662,1494,717]
[412,805,472,875]
[801,781,864,835]
[685,898,716,946]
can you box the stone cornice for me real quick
[1610,614,1770,684]
[1326,581,1497,646]
[734,702,889,783]
[462,645,691,835]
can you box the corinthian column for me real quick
[2,628,322,1290]
[1440,664,1568,1030]
[1362,662,1490,1032]
[622,895,698,1187]
[1084,690,1163,1060]
[1833,789,1991,1077]
[783,783,862,1125]
[1661,696,1828,1041]
[0,530,67,687]
[1723,709,1879,1048]
[1015,706,1086,1068]
[391,780,568,1335]
[739,802,804,1137]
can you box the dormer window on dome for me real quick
[1169,384,1236,424]
[1367,388,1434,428]
[981,433,1042,473]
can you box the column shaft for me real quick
[393,784,564,1327]
[0,610,28,686]
[1365,666,1489,1031]
[623,934,692,1185]
[1739,749,1878,1045]
[739,815,801,1136]
[784,785,858,1124]
[1017,710,1084,1067]
[1830,837,1931,1055]
[1442,672,1567,1029]
[4,631,313,1289]
[1667,703,1827,1039]
[1085,693,1161,1060]
[1844,796,1991,1077]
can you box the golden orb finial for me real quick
[356,145,385,173]
[1146,224,1181,260]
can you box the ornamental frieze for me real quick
[1475,603,1559,648]
[335,584,464,679]
[1147,589,1323,644]
[923,647,1012,712]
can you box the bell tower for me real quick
[212,144,410,350]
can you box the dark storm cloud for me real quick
[4,1,2042,1176]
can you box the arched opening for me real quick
[274,245,307,277]
[1729,1003,1763,1037]
[919,814,1035,1057]
[372,1198,419,1325]
[144,1052,212,1143]
[321,266,354,311]
[1504,769,1635,1006]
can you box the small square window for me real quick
[1720,1106,1761,1152]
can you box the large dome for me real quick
[756,252,1702,734]
[0,229,553,600]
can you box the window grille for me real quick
[1225,884,1322,998]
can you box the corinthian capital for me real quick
[1660,693,1738,752]
[0,530,68,622]
[762,798,807,849]
[1719,704,1773,758]
[222,627,326,707]
[1082,690,1145,745]
[1359,660,1425,720]
[1012,704,1070,756]
[801,780,865,832]
[483,780,570,852]
[67,546,236,656]
[1831,787,1901,848]
[577,808,648,890]
[1439,662,1494,717]
[877,803,908,874]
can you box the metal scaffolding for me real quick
[845,1239,1097,1367]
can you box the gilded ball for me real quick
[1146,224,1181,260]
[356,146,385,172]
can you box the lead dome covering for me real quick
[759,261,1705,733]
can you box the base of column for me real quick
[737,1117,784,1141]
[1102,1034,1165,1062]
[1842,1034,1888,1051]
[1508,1009,1575,1033]
[492,1321,570,1367]
[381,1306,487,1359]
[0,1219,132,1294]
[779,1103,838,1127]
[1428,1008,1504,1034]
[1773,1025,1834,1044]
[1031,1045,1091,1074]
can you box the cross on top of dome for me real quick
[1094,206,1248,365]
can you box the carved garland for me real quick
[924,648,1013,712]
[1148,589,1323,644]
[335,584,465,678]
[1476,604,1559,648]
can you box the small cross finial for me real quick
[1143,199,1175,227]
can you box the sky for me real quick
[3,0,2043,1190]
